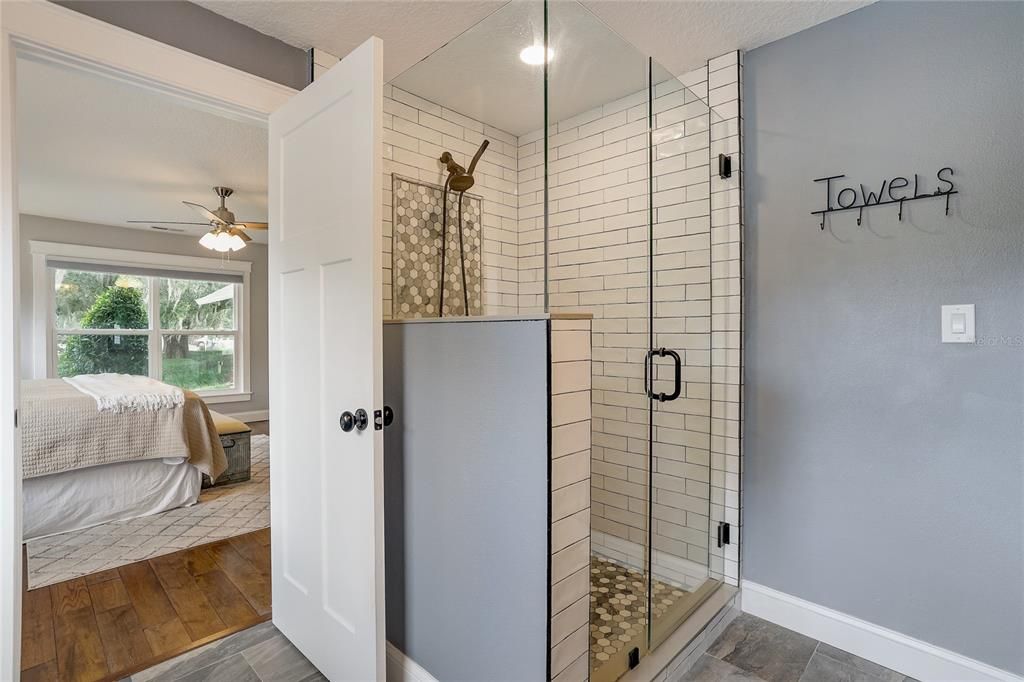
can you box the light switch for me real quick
[941,304,975,343]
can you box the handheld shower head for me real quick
[446,139,489,193]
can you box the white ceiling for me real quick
[196,0,870,135]
[17,57,268,240]
[391,0,654,136]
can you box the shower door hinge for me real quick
[717,521,731,548]
[718,153,732,179]
[628,647,640,669]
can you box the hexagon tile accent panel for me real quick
[391,174,483,318]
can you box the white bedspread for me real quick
[23,457,202,540]
[64,373,185,413]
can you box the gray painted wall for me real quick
[19,215,269,416]
[57,1,309,90]
[743,1,1023,673]
[383,319,549,681]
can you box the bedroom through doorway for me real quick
[16,51,276,680]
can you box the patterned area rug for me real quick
[27,435,269,589]
[590,554,690,674]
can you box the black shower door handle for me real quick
[644,348,682,402]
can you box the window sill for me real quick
[199,391,253,404]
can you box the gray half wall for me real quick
[383,319,549,681]
[18,214,269,416]
[743,1,1023,674]
[56,0,309,90]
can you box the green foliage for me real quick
[160,278,234,360]
[57,286,149,377]
[54,271,237,388]
[163,350,233,391]
[55,271,147,329]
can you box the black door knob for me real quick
[353,408,369,431]
[383,406,394,427]
[340,411,356,432]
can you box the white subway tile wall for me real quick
[550,317,593,682]
[314,50,520,318]
[516,61,729,593]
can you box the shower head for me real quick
[443,140,489,193]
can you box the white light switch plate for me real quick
[941,304,975,343]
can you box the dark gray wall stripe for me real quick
[57,1,310,90]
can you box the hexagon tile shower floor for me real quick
[590,555,691,679]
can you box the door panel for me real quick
[647,57,719,650]
[269,36,384,681]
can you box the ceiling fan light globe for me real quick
[226,234,247,251]
[199,231,218,250]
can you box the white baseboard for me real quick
[386,642,437,682]
[223,409,269,423]
[741,581,1023,682]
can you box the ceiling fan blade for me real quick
[235,222,268,230]
[183,201,224,225]
[126,220,209,225]
[229,227,253,242]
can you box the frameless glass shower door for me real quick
[646,59,722,651]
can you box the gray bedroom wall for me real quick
[383,319,549,681]
[56,1,309,90]
[18,214,269,417]
[743,1,1023,673]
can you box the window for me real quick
[33,242,251,401]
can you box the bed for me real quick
[20,378,228,540]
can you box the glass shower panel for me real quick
[543,3,653,679]
[647,58,722,649]
[387,1,544,319]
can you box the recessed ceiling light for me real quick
[519,45,553,65]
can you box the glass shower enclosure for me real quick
[388,1,723,678]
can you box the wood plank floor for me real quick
[22,528,271,682]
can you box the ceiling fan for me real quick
[128,186,267,252]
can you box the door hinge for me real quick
[628,647,640,669]
[13,408,17,428]
[718,153,732,179]
[717,521,731,548]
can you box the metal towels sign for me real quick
[811,167,957,230]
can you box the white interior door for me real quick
[268,36,385,681]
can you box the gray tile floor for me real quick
[680,614,915,682]
[127,612,912,682]
[122,621,324,682]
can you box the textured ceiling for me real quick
[17,58,268,241]
[583,0,873,76]
[195,0,873,84]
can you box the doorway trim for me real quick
[0,2,296,677]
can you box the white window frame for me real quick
[30,240,253,403]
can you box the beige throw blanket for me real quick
[63,373,185,413]
[20,379,228,480]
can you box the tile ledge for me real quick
[384,313,592,325]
